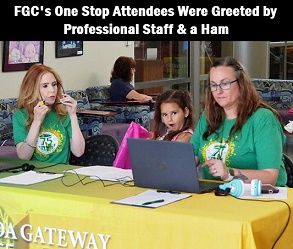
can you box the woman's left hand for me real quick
[60,94,77,116]
[202,159,227,178]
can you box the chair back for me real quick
[283,153,293,188]
[69,134,119,166]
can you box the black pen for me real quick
[36,171,56,174]
[142,199,165,205]
[157,190,181,194]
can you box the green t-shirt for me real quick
[13,109,72,164]
[190,108,287,187]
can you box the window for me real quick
[134,41,189,95]
[270,41,293,79]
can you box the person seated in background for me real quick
[12,64,85,164]
[109,56,154,103]
[190,56,287,186]
[149,89,195,142]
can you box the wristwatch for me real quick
[224,168,234,181]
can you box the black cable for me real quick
[61,170,98,187]
[7,162,60,173]
[61,169,134,187]
[37,163,59,169]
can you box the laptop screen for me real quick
[127,138,216,193]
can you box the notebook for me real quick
[127,138,221,194]
[0,161,23,172]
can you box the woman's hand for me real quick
[60,94,77,116]
[202,159,228,180]
[139,94,154,103]
[33,101,50,123]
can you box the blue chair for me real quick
[66,89,103,137]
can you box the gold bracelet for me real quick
[24,140,37,148]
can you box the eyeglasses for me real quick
[206,79,237,92]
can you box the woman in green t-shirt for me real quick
[13,64,85,164]
[191,56,287,187]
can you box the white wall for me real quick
[0,41,134,99]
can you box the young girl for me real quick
[150,90,195,142]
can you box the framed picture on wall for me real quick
[55,41,83,58]
[2,41,44,72]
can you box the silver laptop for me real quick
[127,138,221,193]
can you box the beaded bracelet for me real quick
[24,140,37,148]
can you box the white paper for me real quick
[111,189,191,208]
[68,166,133,182]
[0,171,63,186]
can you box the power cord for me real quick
[37,163,60,169]
[61,169,134,187]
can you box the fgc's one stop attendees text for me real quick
[14,5,277,35]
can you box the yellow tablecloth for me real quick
[0,159,292,249]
